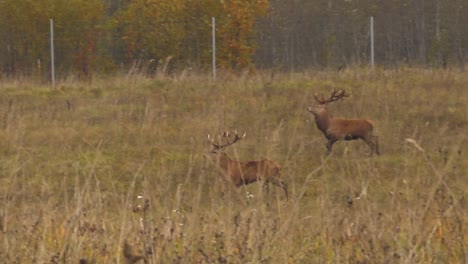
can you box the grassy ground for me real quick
[0,68,466,263]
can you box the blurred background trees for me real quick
[256,0,467,70]
[0,0,104,77]
[0,0,466,77]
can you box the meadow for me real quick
[0,68,466,263]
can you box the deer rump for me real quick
[226,159,281,187]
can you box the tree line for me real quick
[0,0,466,77]
[257,0,467,70]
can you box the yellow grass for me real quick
[0,68,466,263]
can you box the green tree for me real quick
[179,0,223,69]
[0,0,49,75]
[0,0,104,77]
[114,0,269,72]
[116,0,186,70]
[51,0,104,76]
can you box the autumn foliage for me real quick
[218,0,269,69]
[116,0,268,71]
[0,0,104,76]
[1,0,466,76]
[0,0,269,76]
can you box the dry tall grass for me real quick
[0,68,466,263]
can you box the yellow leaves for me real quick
[117,0,187,61]
[0,0,270,74]
[217,0,270,69]
[115,0,268,69]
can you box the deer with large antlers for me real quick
[204,131,288,199]
[307,89,380,155]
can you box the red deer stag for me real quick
[204,131,288,199]
[307,89,380,155]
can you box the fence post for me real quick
[212,17,216,81]
[50,19,55,88]
[370,16,375,71]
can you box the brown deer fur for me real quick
[307,93,380,155]
[205,133,288,199]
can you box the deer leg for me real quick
[373,136,380,155]
[263,180,270,196]
[268,177,288,200]
[326,138,338,153]
[363,135,380,156]
[363,137,375,156]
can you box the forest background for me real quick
[0,0,467,78]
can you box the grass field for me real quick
[0,68,467,263]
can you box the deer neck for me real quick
[314,111,331,135]
[215,153,231,172]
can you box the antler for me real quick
[208,130,246,151]
[314,89,349,104]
